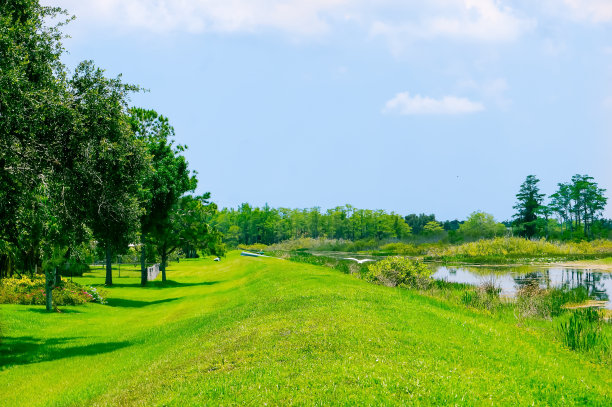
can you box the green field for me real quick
[1,252,610,406]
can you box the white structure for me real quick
[147,263,161,281]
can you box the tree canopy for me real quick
[512,175,545,238]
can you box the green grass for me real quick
[592,257,612,265]
[1,252,610,406]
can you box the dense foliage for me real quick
[0,1,222,307]
[365,257,432,288]
[213,204,412,246]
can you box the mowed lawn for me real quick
[1,252,610,406]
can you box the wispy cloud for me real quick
[383,92,485,115]
[48,0,349,36]
[562,0,612,23]
[47,0,535,43]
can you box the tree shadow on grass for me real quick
[105,297,179,308]
[26,307,83,314]
[0,336,131,369]
[108,280,221,289]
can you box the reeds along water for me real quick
[558,308,608,351]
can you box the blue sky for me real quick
[45,0,612,221]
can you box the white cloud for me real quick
[48,0,349,36]
[383,92,485,115]
[46,0,535,42]
[562,0,612,23]
[370,0,535,50]
[604,97,612,110]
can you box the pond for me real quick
[306,250,612,309]
[432,265,612,309]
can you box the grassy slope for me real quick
[0,252,610,406]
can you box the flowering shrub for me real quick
[86,286,107,304]
[0,275,106,306]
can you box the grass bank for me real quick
[1,252,611,405]
[424,237,612,264]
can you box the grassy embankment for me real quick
[1,252,611,406]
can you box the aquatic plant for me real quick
[461,278,502,311]
[558,308,608,351]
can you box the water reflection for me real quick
[432,266,612,309]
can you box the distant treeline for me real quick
[211,204,511,247]
[212,174,610,247]
[212,204,412,246]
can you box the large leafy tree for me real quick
[69,61,149,286]
[458,212,507,240]
[0,0,72,278]
[0,1,97,309]
[130,108,196,286]
[550,174,607,238]
[155,194,225,282]
[512,175,545,238]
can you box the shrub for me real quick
[366,257,432,289]
[558,308,608,351]
[0,275,106,306]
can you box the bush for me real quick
[558,308,608,351]
[461,278,502,311]
[0,275,106,306]
[366,257,432,289]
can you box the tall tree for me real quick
[70,61,149,286]
[550,175,607,239]
[0,0,72,279]
[130,108,195,286]
[512,175,545,238]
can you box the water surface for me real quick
[432,265,612,309]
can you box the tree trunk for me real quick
[45,267,55,312]
[140,241,147,287]
[105,245,113,286]
[161,250,167,282]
